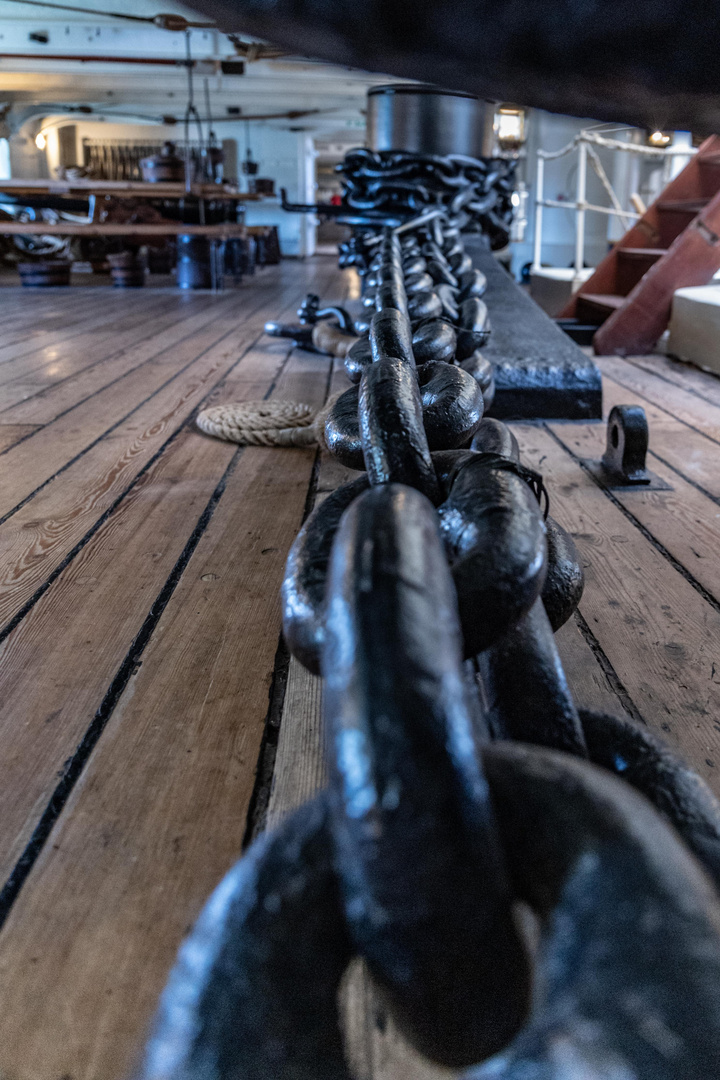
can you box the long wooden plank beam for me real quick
[0,223,248,237]
[0,179,260,199]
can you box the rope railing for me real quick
[533,128,696,277]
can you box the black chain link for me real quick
[141,219,720,1080]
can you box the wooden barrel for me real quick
[18,260,71,287]
[108,251,145,288]
[140,141,185,183]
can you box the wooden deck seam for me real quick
[0,444,247,929]
[0,292,178,371]
[0,305,235,452]
[0,295,233,428]
[647,446,720,506]
[543,420,720,616]
[601,367,720,448]
[240,361,335,849]
[0,264,337,478]
[0,317,265,529]
[0,319,283,643]
[572,608,651,726]
[0,416,191,649]
[241,633,293,850]
[0,321,283,644]
[623,354,720,409]
[0,262,337,653]
[0,284,279,434]
[0,334,307,925]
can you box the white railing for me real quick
[532,130,696,281]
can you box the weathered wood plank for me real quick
[598,354,720,444]
[0,296,227,420]
[0,308,265,518]
[0,424,39,452]
[550,419,720,604]
[555,614,630,715]
[515,422,720,790]
[267,658,327,827]
[0,272,304,424]
[602,374,720,499]
[0,350,331,1080]
[0,331,304,881]
[0,262,332,634]
[0,265,319,410]
[625,352,720,411]
[0,291,172,370]
[0,288,111,344]
[0,295,189,409]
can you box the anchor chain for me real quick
[141,221,720,1080]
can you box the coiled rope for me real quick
[196,397,338,450]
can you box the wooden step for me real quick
[615,247,665,294]
[657,198,709,211]
[594,183,720,355]
[554,318,597,346]
[698,156,720,198]
[657,199,708,246]
[559,135,720,322]
[575,293,625,325]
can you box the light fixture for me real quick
[494,105,526,152]
[647,130,673,148]
[35,131,46,150]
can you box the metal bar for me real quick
[532,155,545,271]
[574,139,587,281]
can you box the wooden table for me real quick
[0,179,255,241]
[0,222,247,237]
[0,178,262,201]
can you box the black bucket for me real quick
[18,260,72,286]
[177,235,223,290]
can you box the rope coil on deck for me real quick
[196,398,338,450]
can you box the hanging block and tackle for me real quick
[142,218,720,1080]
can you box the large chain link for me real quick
[141,223,720,1080]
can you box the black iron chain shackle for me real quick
[141,223,720,1080]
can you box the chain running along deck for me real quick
[273,147,602,420]
[140,223,720,1080]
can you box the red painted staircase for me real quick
[559,135,720,356]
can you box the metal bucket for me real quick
[367,85,494,158]
[177,235,224,290]
[140,141,185,183]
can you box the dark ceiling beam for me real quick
[185,0,720,131]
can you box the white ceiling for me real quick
[0,0,395,139]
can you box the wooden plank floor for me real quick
[0,264,720,1078]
